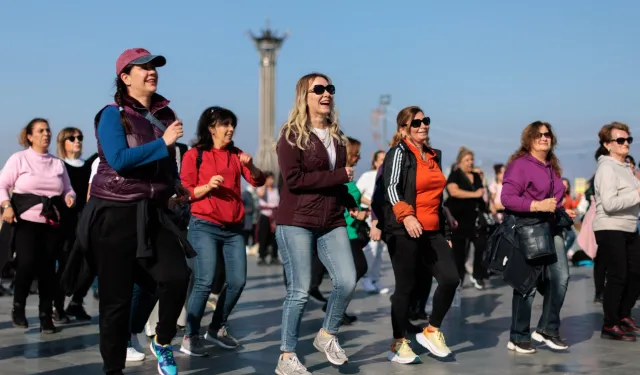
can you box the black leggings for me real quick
[92,205,190,374]
[258,214,278,259]
[451,228,488,281]
[388,231,459,338]
[13,221,63,314]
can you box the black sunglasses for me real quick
[309,84,336,95]
[535,132,552,139]
[66,135,84,142]
[406,117,431,128]
[611,137,633,145]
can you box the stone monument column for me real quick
[249,22,288,178]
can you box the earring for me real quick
[607,149,611,153]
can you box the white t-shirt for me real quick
[89,158,100,184]
[312,128,336,170]
[356,170,378,209]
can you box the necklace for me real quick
[314,129,332,149]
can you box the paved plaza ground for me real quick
[0,256,638,374]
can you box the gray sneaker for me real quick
[204,326,240,349]
[275,354,311,375]
[180,335,208,357]
[313,330,348,365]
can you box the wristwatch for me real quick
[2,203,11,210]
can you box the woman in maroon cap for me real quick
[80,48,193,375]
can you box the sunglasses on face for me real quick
[535,132,552,139]
[66,135,84,142]
[406,117,431,128]
[309,84,336,95]
[611,137,634,145]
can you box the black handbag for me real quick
[515,221,556,260]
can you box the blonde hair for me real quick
[456,146,474,164]
[390,106,424,147]
[276,72,347,150]
[56,127,83,159]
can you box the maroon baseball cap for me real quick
[116,48,166,75]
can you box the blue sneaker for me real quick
[149,336,177,375]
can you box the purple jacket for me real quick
[501,154,564,213]
[91,94,177,203]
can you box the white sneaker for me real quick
[126,335,146,362]
[144,321,155,337]
[373,280,391,295]
[361,278,378,293]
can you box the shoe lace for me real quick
[159,345,176,365]
[394,339,412,354]
[327,336,346,355]
[435,331,447,346]
[289,355,307,371]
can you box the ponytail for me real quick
[389,131,404,148]
[114,77,133,134]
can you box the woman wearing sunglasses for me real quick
[274,72,359,375]
[593,122,640,341]
[501,121,572,354]
[381,106,459,363]
[52,128,94,324]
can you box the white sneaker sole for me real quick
[125,353,145,362]
[507,341,536,354]
[531,332,569,350]
[415,333,451,358]
[386,350,422,364]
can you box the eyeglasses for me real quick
[535,132,552,139]
[611,137,633,145]
[309,85,336,95]
[66,135,84,142]
[405,117,431,128]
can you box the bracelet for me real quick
[2,203,11,210]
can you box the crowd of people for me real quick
[0,47,638,375]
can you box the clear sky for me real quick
[1,0,638,181]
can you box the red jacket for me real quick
[275,131,356,229]
[180,146,265,226]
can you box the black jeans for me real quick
[388,231,459,338]
[13,221,63,314]
[593,252,607,297]
[594,230,640,327]
[451,228,488,281]
[510,234,569,342]
[258,214,278,260]
[92,205,189,374]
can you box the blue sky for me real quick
[1,0,638,181]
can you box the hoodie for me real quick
[593,156,640,232]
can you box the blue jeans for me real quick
[185,217,247,338]
[130,284,158,334]
[276,225,357,352]
[564,228,576,252]
[510,234,570,342]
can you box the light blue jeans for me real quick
[276,225,357,352]
[185,217,247,338]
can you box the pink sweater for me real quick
[0,148,75,223]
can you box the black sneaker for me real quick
[340,313,356,326]
[257,258,267,266]
[601,325,636,341]
[594,294,603,304]
[270,258,281,266]
[310,288,328,303]
[65,303,92,321]
[53,309,70,324]
[12,306,28,329]
[532,331,569,350]
[39,312,57,334]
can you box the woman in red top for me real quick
[179,106,265,356]
[380,106,459,364]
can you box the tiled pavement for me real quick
[0,256,638,375]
